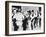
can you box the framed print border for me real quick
[5,1,45,36]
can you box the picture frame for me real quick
[5,1,45,36]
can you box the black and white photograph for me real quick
[12,6,41,31]
[5,1,45,36]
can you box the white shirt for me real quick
[13,12,24,21]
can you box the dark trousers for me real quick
[22,18,28,30]
[12,19,19,31]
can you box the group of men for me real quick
[12,6,41,31]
